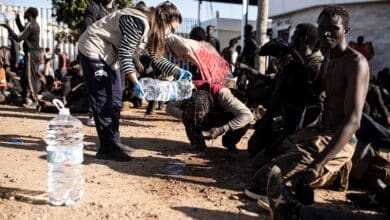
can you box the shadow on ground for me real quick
[0,186,48,205]
[173,206,263,220]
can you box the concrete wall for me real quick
[271,1,390,74]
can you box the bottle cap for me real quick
[53,99,70,115]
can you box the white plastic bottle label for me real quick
[47,148,83,165]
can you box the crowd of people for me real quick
[0,0,389,219]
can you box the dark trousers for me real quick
[79,53,122,152]
[23,51,40,102]
[183,111,249,149]
[357,113,390,149]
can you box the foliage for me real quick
[51,0,133,43]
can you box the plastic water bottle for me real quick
[139,78,194,102]
[45,99,84,206]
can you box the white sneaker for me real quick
[257,196,271,211]
[86,118,96,127]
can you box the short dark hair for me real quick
[229,39,237,47]
[190,26,206,41]
[135,1,146,8]
[25,7,38,19]
[318,5,349,29]
[245,24,253,34]
[206,25,214,31]
[182,90,211,117]
[295,23,318,49]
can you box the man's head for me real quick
[24,7,38,20]
[290,23,318,50]
[229,39,238,47]
[280,32,289,43]
[317,6,350,50]
[55,48,61,54]
[100,0,113,5]
[190,26,206,41]
[182,90,211,122]
[357,35,364,44]
[244,24,253,36]
[206,25,215,36]
[135,1,146,8]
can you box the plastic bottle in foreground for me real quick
[139,78,194,102]
[45,99,84,206]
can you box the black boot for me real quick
[115,142,136,154]
[96,143,134,162]
[267,165,301,220]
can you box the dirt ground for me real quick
[0,104,361,220]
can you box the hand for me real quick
[133,82,145,99]
[295,168,318,186]
[204,127,225,140]
[176,68,192,81]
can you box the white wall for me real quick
[271,1,390,74]
[269,0,386,17]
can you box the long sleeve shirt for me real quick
[8,16,40,52]
[217,88,254,131]
[117,15,176,78]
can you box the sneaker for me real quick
[347,185,389,210]
[96,147,132,162]
[257,197,271,211]
[23,101,38,109]
[245,186,266,200]
[86,118,96,127]
[267,165,300,220]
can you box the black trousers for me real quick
[23,50,40,102]
[183,111,249,149]
[79,53,122,152]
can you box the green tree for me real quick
[51,0,133,43]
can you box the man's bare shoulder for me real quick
[342,47,369,77]
[345,46,369,66]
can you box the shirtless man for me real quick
[298,5,370,185]
[245,6,370,205]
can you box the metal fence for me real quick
[0,4,78,64]
[0,3,198,68]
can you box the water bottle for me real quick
[139,78,194,102]
[45,99,84,206]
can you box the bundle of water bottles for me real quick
[139,78,194,102]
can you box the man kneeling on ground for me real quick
[166,80,254,154]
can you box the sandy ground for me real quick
[0,104,360,220]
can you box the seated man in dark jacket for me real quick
[248,23,324,161]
